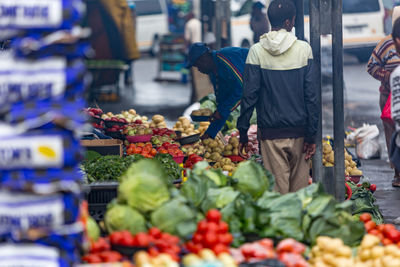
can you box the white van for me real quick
[304,0,385,62]
[134,0,169,55]
[232,0,386,62]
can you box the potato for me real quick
[323,143,332,154]
[232,148,239,156]
[192,110,202,116]
[225,144,233,151]
[223,165,233,172]
[224,151,233,156]
[152,114,164,124]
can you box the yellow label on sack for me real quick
[38,146,57,159]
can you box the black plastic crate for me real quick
[83,182,118,222]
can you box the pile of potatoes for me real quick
[202,138,224,162]
[191,108,213,117]
[198,121,210,135]
[182,142,206,156]
[150,115,167,128]
[323,143,363,176]
[310,235,400,267]
[213,157,237,172]
[309,236,353,267]
[173,117,200,137]
[223,136,240,156]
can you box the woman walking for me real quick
[367,7,400,187]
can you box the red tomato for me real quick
[82,254,103,263]
[258,239,274,249]
[203,233,218,248]
[90,237,110,253]
[385,229,400,243]
[383,224,397,235]
[218,221,229,234]
[279,253,308,267]
[99,251,122,262]
[193,233,203,244]
[370,184,377,192]
[359,213,372,223]
[119,234,135,247]
[378,233,385,241]
[148,227,162,239]
[276,239,306,254]
[148,247,159,257]
[168,235,180,245]
[212,244,229,255]
[369,229,380,236]
[241,244,256,259]
[169,245,181,254]
[109,232,124,245]
[206,209,222,222]
[365,221,377,232]
[383,238,393,246]
[206,222,219,233]
[154,239,170,250]
[377,224,385,232]
[135,232,151,247]
[219,233,233,245]
[197,220,208,234]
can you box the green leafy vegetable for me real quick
[150,198,196,238]
[87,216,100,241]
[83,154,143,183]
[105,204,146,235]
[119,159,170,213]
[232,161,273,199]
[154,153,183,184]
[200,187,240,213]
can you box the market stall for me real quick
[77,100,393,267]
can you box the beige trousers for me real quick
[260,137,310,194]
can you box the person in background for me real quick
[237,0,319,194]
[250,1,270,44]
[184,12,202,47]
[383,0,395,34]
[367,7,400,187]
[390,17,400,172]
[125,0,138,87]
[186,43,249,138]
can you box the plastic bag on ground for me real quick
[347,124,381,159]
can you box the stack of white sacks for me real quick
[0,0,91,266]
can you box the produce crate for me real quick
[83,182,119,222]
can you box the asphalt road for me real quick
[94,55,400,224]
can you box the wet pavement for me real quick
[92,54,400,225]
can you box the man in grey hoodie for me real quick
[237,0,319,194]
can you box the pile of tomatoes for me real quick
[82,237,123,263]
[184,154,203,169]
[109,228,181,262]
[361,213,400,246]
[232,238,308,267]
[185,210,233,255]
[157,142,184,158]
[126,142,157,158]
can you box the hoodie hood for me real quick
[260,29,297,56]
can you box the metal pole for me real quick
[310,0,323,184]
[294,0,304,40]
[332,0,345,200]
[215,0,222,49]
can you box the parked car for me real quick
[134,0,169,55]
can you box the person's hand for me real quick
[200,133,211,140]
[303,143,316,160]
[210,111,222,122]
[239,142,249,158]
